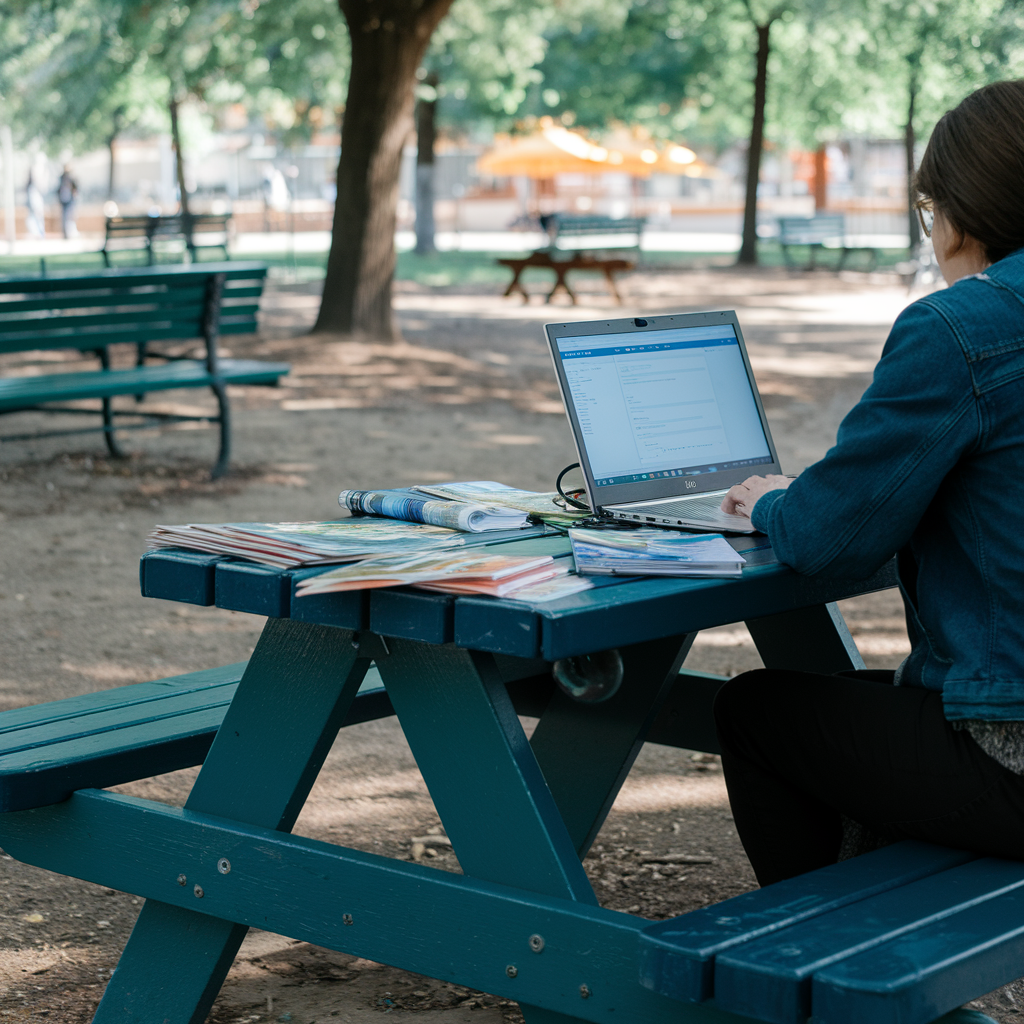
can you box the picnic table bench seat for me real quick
[0,262,287,476]
[0,661,401,814]
[641,840,1022,1024]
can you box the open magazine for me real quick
[338,487,530,533]
[294,551,595,602]
[569,527,747,577]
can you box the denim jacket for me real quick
[752,248,1024,721]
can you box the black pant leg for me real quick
[713,668,1024,886]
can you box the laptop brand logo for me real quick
[685,479,697,489]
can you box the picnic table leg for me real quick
[547,265,577,305]
[600,266,623,304]
[92,619,372,1024]
[502,262,530,303]
[378,640,608,1024]
[527,633,694,855]
[744,601,865,674]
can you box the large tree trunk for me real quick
[415,71,439,255]
[315,1,454,338]
[905,73,920,252]
[737,21,771,266]
[168,95,191,217]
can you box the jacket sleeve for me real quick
[749,298,980,577]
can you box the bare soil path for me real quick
[2,265,1018,1023]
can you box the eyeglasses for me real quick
[915,197,935,238]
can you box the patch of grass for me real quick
[0,241,913,283]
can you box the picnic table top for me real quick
[141,531,897,660]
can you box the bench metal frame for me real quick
[0,262,283,477]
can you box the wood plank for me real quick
[534,560,898,661]
[369,589,454,643]
[215,560,292,618]
[0,663,245,735]
[0,288,208,314]
[140,549,222,605]
[714,858,1024,1024]
[0,305,207,330]
[0,788,748,1024]
[0,262,267,292]
[637,842,975,1004]
[289,570,367,630]
[0,358,289,409]
[811,883,1024,1024]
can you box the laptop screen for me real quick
[547,312,780,507]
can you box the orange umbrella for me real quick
[477,126,714,179]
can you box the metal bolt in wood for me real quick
[193,884,204,898]
[217,858,231,874]
[505,965,518,978]
[528,934,544,953]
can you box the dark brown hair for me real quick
[916,80,1024,264]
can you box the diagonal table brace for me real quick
[376,634,693,1024]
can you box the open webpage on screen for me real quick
[558,329,770,482]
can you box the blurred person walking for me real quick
[57,165,78,238]
[25,171,45,238]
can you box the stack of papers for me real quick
[569,528,746,577]
[296,550,569,598]
[147,520,479,569]
[338,487,531,533]
[412,480,590,528]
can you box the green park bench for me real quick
[500,214,644,304]
[777,213,882,271]
[0,541,1016,1024]
[0,262,288,477]
[102,212,232,266]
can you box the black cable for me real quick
[555,463,591,510]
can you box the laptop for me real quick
[545,310,781,533]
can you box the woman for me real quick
[715,80,1024,887]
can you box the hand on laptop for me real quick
[721,474,794,518]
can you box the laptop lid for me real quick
[545,310,782,510]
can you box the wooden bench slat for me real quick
[0,358,289,410]
[0,325,237,353]
[0,305,208,334]
[637,841,975,1004]
[714,857,1024,1024]
[811,883,1024,1024]
[0,288,209,315]
[2,681,241,756]
[0,664,245,734]
[0,262,267,292]
[0,664,395,813]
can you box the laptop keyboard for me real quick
[615,493,751,526]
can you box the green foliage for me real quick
[2,0,1023,162]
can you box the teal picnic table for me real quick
[4,532,1023,1024]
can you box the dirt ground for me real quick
[2,264,1021,1023]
